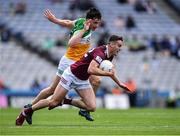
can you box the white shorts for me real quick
[60,67,91,91]
[56,55,75,77]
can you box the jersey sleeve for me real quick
[72,19,77,26]
[69,18,85,38]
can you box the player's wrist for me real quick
[105,71,113,77]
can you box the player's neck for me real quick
[107,45,113,58]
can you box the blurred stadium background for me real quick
[0,0,180,109]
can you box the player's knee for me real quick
[87,103,96,112]
[48,100,59,110]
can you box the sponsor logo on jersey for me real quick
[95,56,103,64]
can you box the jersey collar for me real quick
[105,45,110,58]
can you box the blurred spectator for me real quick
[175,36,180,59]
[56,36,66,47]
[170,36,180,59]
[100,86,110,94]
[149,34,161,53]
[117,0,128,4]
[30,78,40,90]
[41,37,55,51]
[134,0,147,12]
[145,0,157,14]
[39,76,49,90]
[48,0,64,4]
[125,78,137,107]
[97,31,110,46]
[69,0,76,11]
[112,85,122,95]
[31,76,48,92]
[140,35,149,49]
[125,78,137,92]
[142,55,150,72]
[169,36,178,56]
[125,15,136,30]
[127,0,137,5]
[134,0,157,14]
[114,15,125,29]
[14,2,27,15]
[69,0,95,11]
[126,34,146,51]
[0,27,11,42]
[160,35,171,56]
[0,78,9,90]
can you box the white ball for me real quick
[99,60,113,71]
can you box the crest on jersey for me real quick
[95,56,103,64]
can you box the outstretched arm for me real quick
[88,60,134,93]
[44,9,74,29]
[107,67,133,93]
[110,74,133,93]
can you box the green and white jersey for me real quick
[69,18,92,44]
[65,18,92,61]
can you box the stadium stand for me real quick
[166,0,180,14]
[0,41,56,89]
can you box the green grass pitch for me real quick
[0,108,180,135]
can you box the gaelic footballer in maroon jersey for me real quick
[71,45,113,80]
[47,35,134,110]
[15,35,135,126]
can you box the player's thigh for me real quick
[49,75,61,91]
[50,83,68,103]
[89,75,101,87]
[77,87,96,107]
[51,67,73,102]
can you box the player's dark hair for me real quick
[86,8,101,20]
[109,35,123,42]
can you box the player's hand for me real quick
[107,68,115,78]
[83,20,91,31]
[44,9,56,22]
[108,66,116,77]
[120,82,135,93]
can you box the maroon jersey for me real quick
[70,45,113,80]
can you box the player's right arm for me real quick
[44,9,74,29]
[88,60,113,76]
[68,20,91,47]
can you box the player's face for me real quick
[89,19,101,31]
[112,40,123,56]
